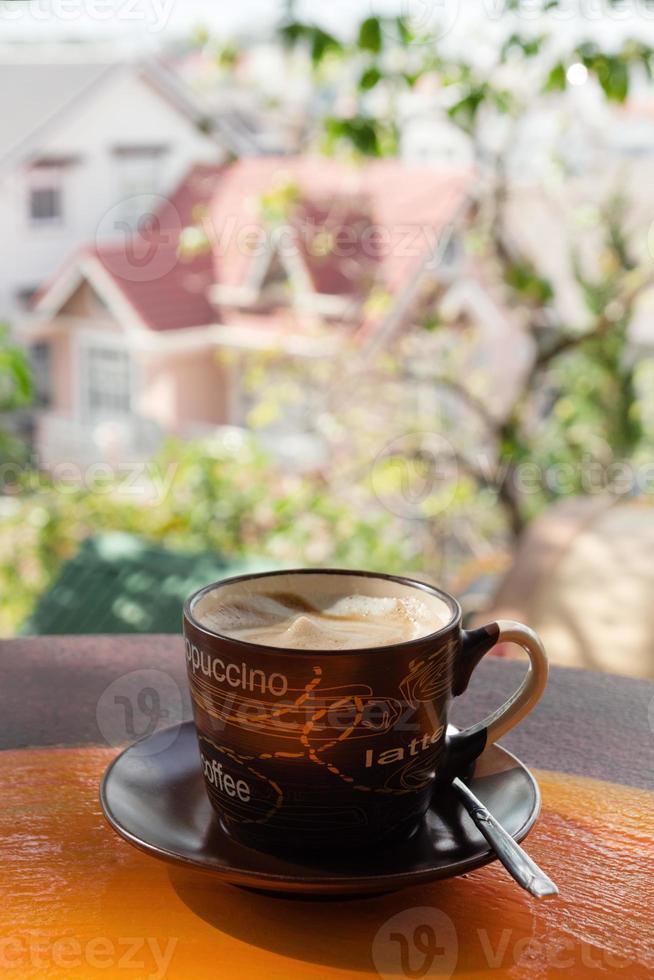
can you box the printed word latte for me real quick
[193,589,443,650]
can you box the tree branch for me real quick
[532,271,652,376]
[399,370,503,439]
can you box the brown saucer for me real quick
[100,722,540,897]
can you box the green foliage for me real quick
[0,326,31,412]
[215,42,239,71]
[279,9,653,139]
[279,20,343,66]
[359,66,382,92]
[543,40,654,101]
[520,322,643,513]
[358,17,382,55]
[501,33,546,61]
[543,62,566,92]
[277,8,654,538]
[0,325,33,464]
[447,87,489,131]
[0,434,423,635]
[576,43,629,102]
[422,312,442,332]
[324,115,397,157]
[7,4,654,635]
[395,16,414,46]
[504,261,555,306]
[258,179,301,225]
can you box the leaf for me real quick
[500,33,520,61]
[543,62,566,92]
[395,15,413,45]
[9,355,32,402]
[279,21,342,63]
[576,40,598,61]
[402,71,422,88]
[324,116,383,156]
[423,313,442,332]
[279,20,305,46]
[447,87,487,131]
[493,89,514,114]
[215,43,238,70]
[597,57,629,102]
[359,66,382,91]
[310,27,342,65]
[0,328,33,413]
[504,260,554,306]
[358,16,382,54]
[501,32,544,61]
[348,119,381,156]
[640,51,653,80]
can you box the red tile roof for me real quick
[206,157,469,325]
[89,163,224,331]
[90,238,216,332]
[35,158,469,339]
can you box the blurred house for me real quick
[169,42,308,156]
[22,156,493,468]
[0,47,223,323]
[22,163,224,467]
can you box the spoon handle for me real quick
[452,777,559,899]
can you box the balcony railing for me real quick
[35,412,164,469]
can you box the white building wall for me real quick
[1,66,221,324]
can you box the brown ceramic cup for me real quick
[183,569,548,854]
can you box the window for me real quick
[29,185,62,226]
[27,156,78,228]
[82,345,132,419]
[112,145,169,231]
[440,235,460,269]
[259,251,290,305]
[15,285,38,309]
[30,343,52,408]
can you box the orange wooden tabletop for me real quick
[1,636,652,979]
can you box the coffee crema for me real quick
[193,589,443,650]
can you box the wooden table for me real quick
[1,636,652,979]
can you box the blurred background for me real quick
[2,0,654,677]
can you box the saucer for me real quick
[100,722,540,897]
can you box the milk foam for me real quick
[194,590,442,649]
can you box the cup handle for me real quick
[446,620,549,773]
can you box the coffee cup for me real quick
[183,569,548,853]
